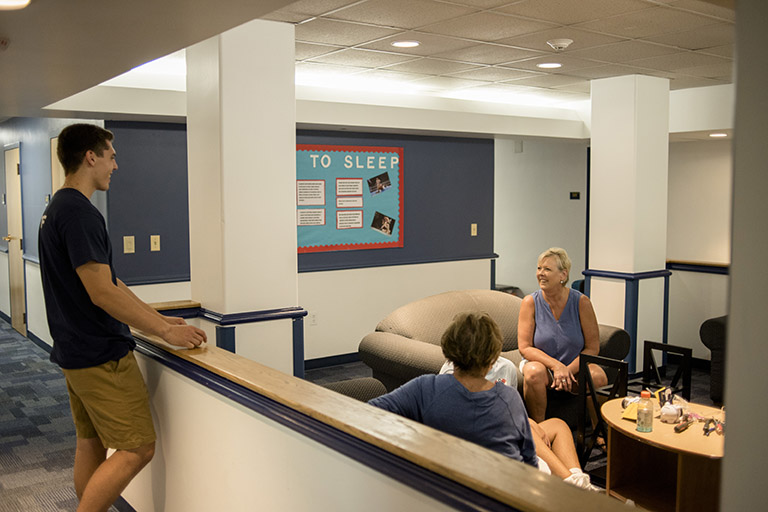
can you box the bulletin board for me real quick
[296,144,404,253]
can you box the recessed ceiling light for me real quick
[391,40,420,48]
[537,62,562,69]
[709,133,728,138]
[0,0,30,10]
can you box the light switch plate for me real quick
[150,235,160,252]
[123,236,135,254]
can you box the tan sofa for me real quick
[359,289,630,425]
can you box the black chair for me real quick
[628,340,692,401]
[576,353,628,468]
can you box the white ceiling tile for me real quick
[310,48,419,68]
[261,11,311,24]
[448,0,515,8]
[667,0,736,21]
[448,66,540,82]
[503,55,603,73]
[274,0,365,17]
[494,0,650,26]
[695,44,733,58]
[296,61,371,77]
[354,68,434,82]
[433,44,544,65]
[562,64,659,80]
[410,76,488,91]
[643,22,734,50]
[667,75,726,90]
[384,58,484,75]
[327,0,477,30]
[499,27,625,53]
[568,40,680,64]
[420,12,557,41]
[551,81,592,94]
[508,74,590,88]
[628,51,729,72]
[296,42,345,61]
[677,61,733,79]
[295,18,402,46]
[575,6,720,39]
[359,31,477,55]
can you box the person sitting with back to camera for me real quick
[369,312,600,491]
[518,247,608,424]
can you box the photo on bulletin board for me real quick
[296,144,403,253]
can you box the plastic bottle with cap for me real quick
[636,390,654,433]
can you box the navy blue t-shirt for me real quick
[38,188,134,369]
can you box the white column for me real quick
[186,20,298,373]
[721,1,768,509]
[589,75,669,371]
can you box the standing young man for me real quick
[38,123,207,511]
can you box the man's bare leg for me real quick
[76,441,154,512]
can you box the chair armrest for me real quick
[359,331,445,391]
[597,324,630,361]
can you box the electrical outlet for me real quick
[150,235,160,252]
[123,236,135,254]
[471,223,478,237]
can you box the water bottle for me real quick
[637,390,654,433]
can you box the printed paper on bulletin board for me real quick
[297,144,404,253]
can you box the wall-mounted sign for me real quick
[297,145,403,253]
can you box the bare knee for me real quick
[130,441,155,468]
[524,362,550,388]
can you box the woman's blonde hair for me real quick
[441,312,502,375]
[538,247,571,286]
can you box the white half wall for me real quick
[494,137,589,295]
[126,353,450,512]
[299,259,491,360]
[24,260,51,346]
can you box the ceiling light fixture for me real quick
[537,62,562,69]
[709,133,728,138]
[391,40,420,48]
[0,0,31,10]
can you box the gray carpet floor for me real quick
[0,320,119,512]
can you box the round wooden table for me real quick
[601,398,724,512]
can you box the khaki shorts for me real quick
[62,351,156,450]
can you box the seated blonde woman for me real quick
[369,312,599,491]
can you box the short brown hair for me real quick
[57,124,114,175]
[441,312,502,375]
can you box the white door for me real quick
[4,146,26,336]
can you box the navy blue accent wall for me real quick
[105,121,190,284]
[0,117,106,260]
[297,131,495,272]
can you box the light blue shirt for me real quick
[369,374,537,466]
[532,288,584,365]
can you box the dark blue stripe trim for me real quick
[624,281,639,374]
[113,496,136,512]
[120,275,191,285]
[305,352,361,370]
[27,330,53,354]
[299,253,499,273]
[133,339,521,512]
[666,262,729,275]
[216,325,236,353]
[292,317,305,378]
[200,307,308,326]
[0,309,11,324]
[158,307,200,319]
[583,269,672,281]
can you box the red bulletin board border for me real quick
[297,144,404,254]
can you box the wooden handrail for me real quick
[132,329,627,512]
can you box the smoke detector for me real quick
[546,38,573,51]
